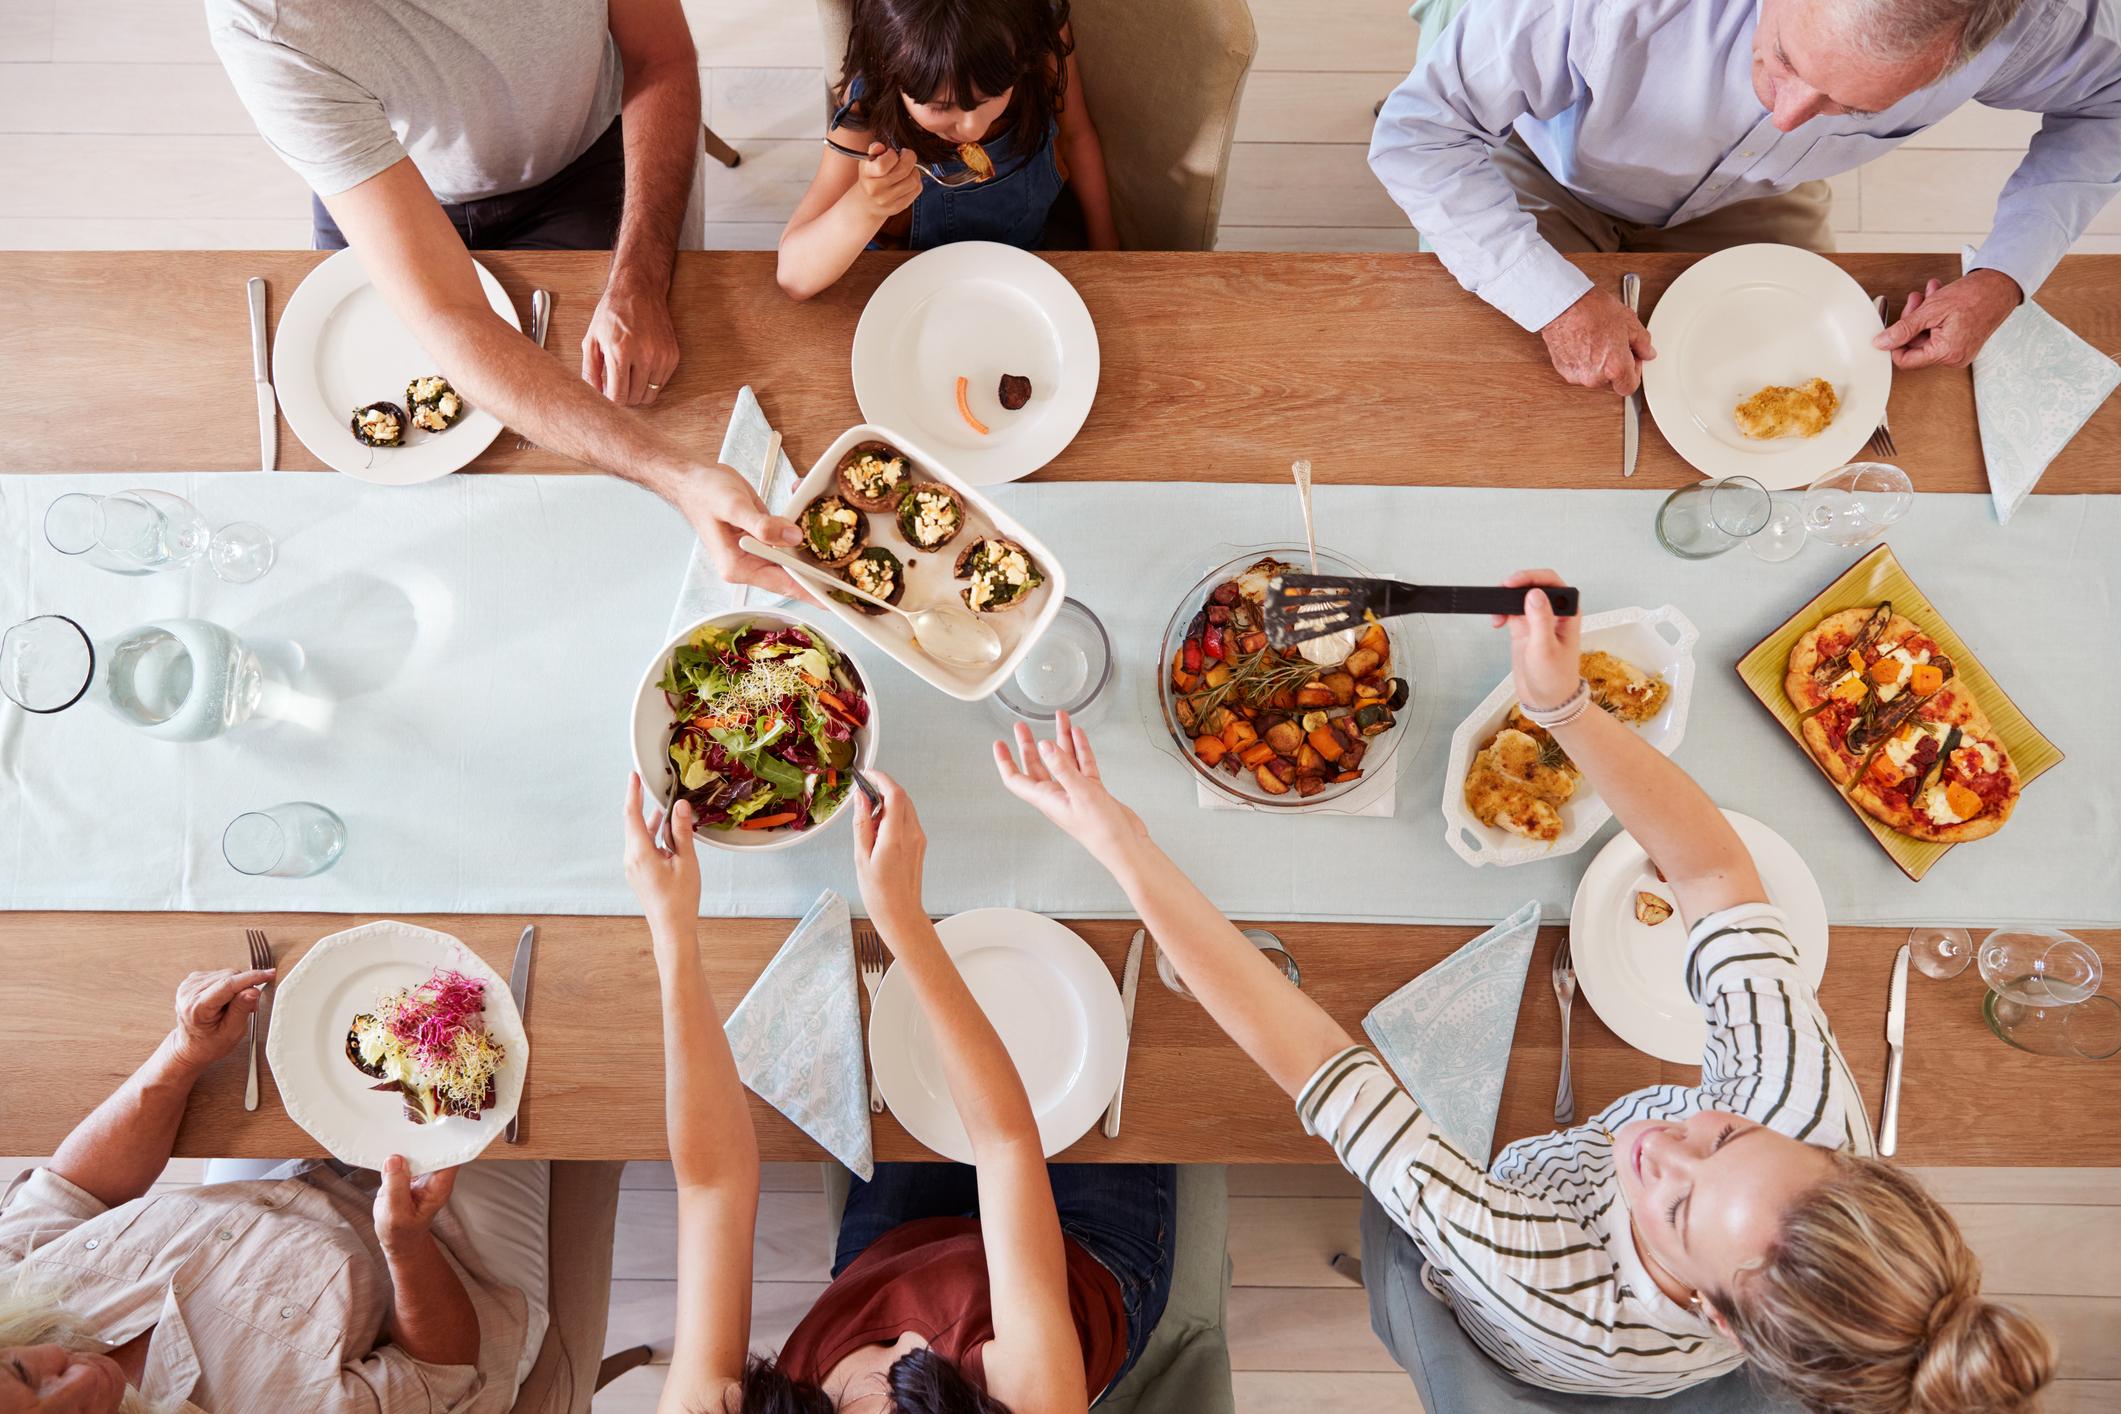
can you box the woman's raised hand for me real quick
[852,770,929,935]
[623,772,701,936]
[1493,569,1584,711]
[992,712,1147,864]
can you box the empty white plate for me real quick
[266,919,527,1175]
[274,247,518,485]
[869,908,1125,1162]
[1567,811,1828,1064]
[1643,244,1890,489]
[851,242,1099,484]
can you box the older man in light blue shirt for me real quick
[1371,0,2121,396]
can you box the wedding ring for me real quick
[646,382,663,391]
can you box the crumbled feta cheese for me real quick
[910,491,957,546]
[1920,783,1966,825]
[1953,739,2000,774]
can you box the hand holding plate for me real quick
[374,1153,457,1255]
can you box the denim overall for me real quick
[833,80,1067,250]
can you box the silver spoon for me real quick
[737,535,1003,667]
[1289,459,1356,666]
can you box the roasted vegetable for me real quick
[1354,704,1394,736]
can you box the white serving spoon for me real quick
[739,535,1002,667]
[1289,458,1357,666]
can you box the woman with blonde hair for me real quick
[991,569,2055,1413]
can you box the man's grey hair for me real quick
[1828,0,2029,71]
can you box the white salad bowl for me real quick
[629,607,881,854]
[1440,605,1698,868]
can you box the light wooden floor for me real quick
[2,0,2118,257]
[5,1155,2110,1411]
[2,1,2118,1408]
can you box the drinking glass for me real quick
[1982,992,2121,1061]
[1655,476,1771,559]
[989,598,1112,725]
[223,802,346,878]
[2,614,289,741]
[1908,926,1973,980]
[45,490,276,583]
[1801,463,1913,548]
[1978,927,2102,1007]
[1156,928,1300,999]
[1746,493,1809,563]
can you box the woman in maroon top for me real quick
[621,770,1171,1414]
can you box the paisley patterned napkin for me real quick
[724,889,874,1180]
[1361,899,1542,1169]
[667,384,801,638]
[1962,249,2120,524]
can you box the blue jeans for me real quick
[836,1162,1178,1390]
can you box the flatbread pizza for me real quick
[1785,602,2019,842]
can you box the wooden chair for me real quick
[505,1161,651,1414]
[811,0,1258,250]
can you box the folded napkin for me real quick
[668,384,801,639]
[723,889,874,1180]
[1361,899,1542,1169]
[1962,248,2120,524]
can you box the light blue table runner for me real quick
[4,474,2112,928]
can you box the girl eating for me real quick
[778,0,1119,300]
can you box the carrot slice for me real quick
[740,811,799,830]
[955,376,989,436]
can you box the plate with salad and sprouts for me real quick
[629,609,879,852]
[266,920,528,1175]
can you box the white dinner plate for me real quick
[266,919,528,1175]
[273,247,518,485]
[869,908,1126,1162]
[1642,244,1890,489]
[850,242,1099,484]
[1567,811,1828,1064]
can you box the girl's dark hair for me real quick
[836,0,1074,166]
[731,1348,1015,1414]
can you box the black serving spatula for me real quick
[1265,573,1581,650]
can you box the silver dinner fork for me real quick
[821,136,988,188]
[1864,295,1898,458]
[244,928,274,1112]
[854,922,887,1114]
[1551,933,1577,1127]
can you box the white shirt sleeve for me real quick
[207,6,408,198]
[1367,0,1596,331]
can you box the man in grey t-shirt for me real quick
[207,0,803,596]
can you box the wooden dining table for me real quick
[3,248,2117,1170]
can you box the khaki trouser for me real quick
[1489,132,1837,255]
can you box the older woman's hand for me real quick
[169,967,274,1073]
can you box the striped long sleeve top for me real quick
[1298,903,1874,1397]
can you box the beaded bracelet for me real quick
[1519,679,1593,730]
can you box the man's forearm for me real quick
[610,54,701,299]
[383,1234,482,1368]
[422,308,702,502]
[49,1031,205,1208]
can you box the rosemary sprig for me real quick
[1185,646,1319,722]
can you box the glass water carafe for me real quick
[2,614,288,741]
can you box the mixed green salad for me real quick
[656,620,869,834]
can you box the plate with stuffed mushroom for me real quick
[273,247,518,485]
[782,424,1068,702]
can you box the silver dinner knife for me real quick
[248,277,276,471]
[505,924,536,1144]
[1620,271,1641,478]
[1101,930,1145,1139]
[1878,943,1910,1157]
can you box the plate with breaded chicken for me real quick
[1442,606,1698,868]
[1642,244,1890,488]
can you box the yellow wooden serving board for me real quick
[1735,543,2063,881]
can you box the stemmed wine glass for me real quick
[44,489,275,583]
[1800,462,1913,548]
[1907,927,1973,980]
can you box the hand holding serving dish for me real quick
[775,424,1068,702]
[1442,606,1699,867]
